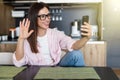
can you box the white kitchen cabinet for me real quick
[38,0,102,3]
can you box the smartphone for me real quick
[81,15,89,37]
[82,15,89,25]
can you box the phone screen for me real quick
[82,15,89,25]
[81,15,89,37]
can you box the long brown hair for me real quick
[27,2,50,53]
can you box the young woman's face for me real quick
[37,7,51,30]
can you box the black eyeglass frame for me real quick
[37,13,52,21]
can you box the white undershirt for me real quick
[37,34,53,65]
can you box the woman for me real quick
[13,2,91,67]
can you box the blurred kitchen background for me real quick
[0,0,120,70]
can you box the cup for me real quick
[1,35,8,41]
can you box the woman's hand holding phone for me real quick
[81,16,92,39]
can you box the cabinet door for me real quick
[0,44,16,52]
[81,41,106,66]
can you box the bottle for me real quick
[9,28,16,39]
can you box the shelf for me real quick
[38,0,102,4]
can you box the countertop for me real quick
[0,38,17,44]
[0,40,105,44]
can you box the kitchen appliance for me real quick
[9,28,16,39]
[71,20,81,38]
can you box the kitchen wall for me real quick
[0,0,15,35]
[103,0,120,68]
[50,5,98,36]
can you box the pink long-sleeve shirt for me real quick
[13,28,76,67]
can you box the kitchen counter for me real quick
[0,40,106,66]
[0,41,17,44]
[0,38,17,44]
[0,40,105,44]
[87,41,105,44]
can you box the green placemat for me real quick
[34,67,100,80]
[0,66,26,80]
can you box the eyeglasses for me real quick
[37,13,52,21]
